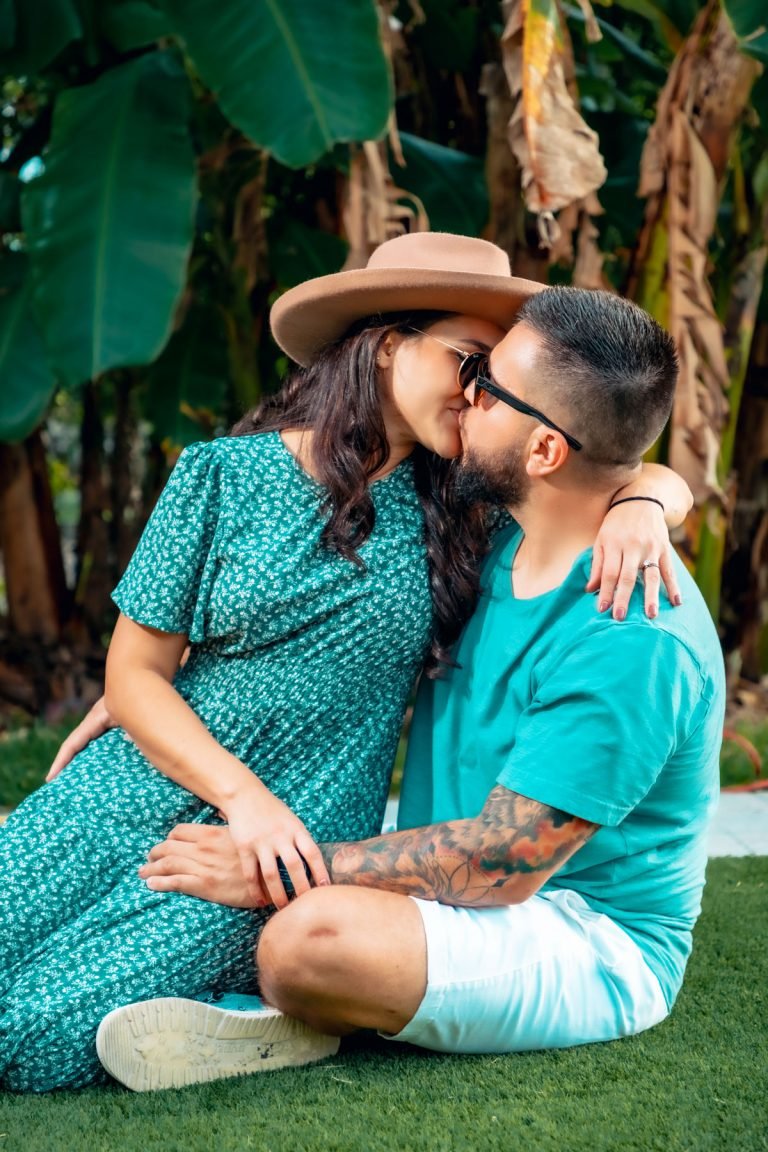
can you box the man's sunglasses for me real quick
[408,327,583,452]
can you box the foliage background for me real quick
[0,0,766,745]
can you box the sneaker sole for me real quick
[96,997,340,1092]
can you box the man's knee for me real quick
[257,887,351,1010]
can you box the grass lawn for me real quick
[0,857,765,1152]
[0,717,83,809]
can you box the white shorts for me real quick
[386,888,668,1054]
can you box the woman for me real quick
[0,233,687,1092]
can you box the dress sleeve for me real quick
[111,441,224,641]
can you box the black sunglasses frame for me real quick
[458,351,583,452]
[405,326,583,452]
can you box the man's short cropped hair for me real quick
[516,287,679,468]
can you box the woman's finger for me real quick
[46,729,94,781]
[279,845,312,898]
[585,542,604,594]
[641,561,661,619]
[45,696,114,781]
[236,843,260,890]
[658,547,682,607]
[611,562,640,621]
[594,555,626,617]
[596,556,622,614]
[296,832,331,889]
[46,735,82,781]
[255,848,289,909]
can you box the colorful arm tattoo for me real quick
[319,785,598,907]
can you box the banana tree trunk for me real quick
[74,381,114,642]
[0,431,67,642]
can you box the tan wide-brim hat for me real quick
[270,231,544,366]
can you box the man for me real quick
[97,286,724,1087]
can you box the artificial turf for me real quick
[0,858,765,1152]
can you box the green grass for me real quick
[0,716,83,809]
[0,858,765,1152]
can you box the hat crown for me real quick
[270,230,542,366]
[366,232,512,278]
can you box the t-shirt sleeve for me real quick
[497,622,706,827]
[112,441,224,641]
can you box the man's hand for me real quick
[139,824,269,909]
[46,695,116,781]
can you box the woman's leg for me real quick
[0,786,137,984]
[0,872,266,1092]
[0,730,207,987]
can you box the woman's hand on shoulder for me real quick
[46,695,115,781]
[222,782,331,909]
[587,499,681,621]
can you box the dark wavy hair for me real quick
[229,312,491,674]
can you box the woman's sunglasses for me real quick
[408,327,583,452]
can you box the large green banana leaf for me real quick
[98,0,173,52]
[160,0,391,167]
[143,304,229,451]
[0,254,57,442]
[0,0,82,76]
[0,0,16,54]
[21,50,196,389]
[268,218,349,289]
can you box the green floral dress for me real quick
[0,432,433,1092]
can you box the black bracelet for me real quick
[608,495,665,513]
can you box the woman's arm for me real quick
[46,648,193,782]
[587,463,692,620]
[612,462,693,528]
[104,614,329,907]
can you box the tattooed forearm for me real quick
[319,786,597,907]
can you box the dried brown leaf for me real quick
[634,3,760,503]
[502,0,606,215]
[342,142,428,270]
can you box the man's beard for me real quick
[453,443,530,510]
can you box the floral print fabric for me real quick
[0,432,432,1091]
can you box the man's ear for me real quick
[526,428,570,477]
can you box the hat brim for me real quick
[270,267,545,366]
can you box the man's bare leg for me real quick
[257,886,428,1037]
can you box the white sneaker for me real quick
[96,996,340,1092]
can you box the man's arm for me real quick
[140,786,598,909]
[320,785,598,908]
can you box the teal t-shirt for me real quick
[399,524,725,1008]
